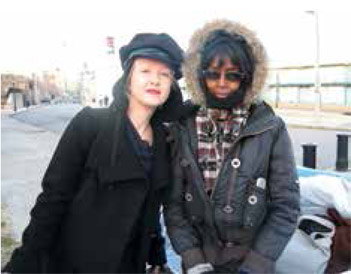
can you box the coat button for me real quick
[231,158,241,169]
[256,177,266,189]
[225,242,235,248]
[223,205,234,214]
[248,195,258,205]
[185,192,193,202]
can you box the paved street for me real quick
[12,104,83,133]
[1,113,61,241]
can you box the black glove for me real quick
[147,264,174,274]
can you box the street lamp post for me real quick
[306,10,321,112]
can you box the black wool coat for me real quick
[4,106,170,273]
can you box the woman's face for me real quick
[129,58,173,110]
[204,56,242,99]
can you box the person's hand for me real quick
[328,208,351,226]
[147,264,174,274]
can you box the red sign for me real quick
[106,36,115,54]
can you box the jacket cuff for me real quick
[239,250,274,273]
[187,263,214,274]
[181,248,206,270]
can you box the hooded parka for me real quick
[164,19,300,273]
[3,74,184,273]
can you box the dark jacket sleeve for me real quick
[240,118,300,273]
[163,124,207,270]
[3,107,98,273]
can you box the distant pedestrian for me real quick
[164,19,300,273]
[104,95,109,106]
[3,32,184,273]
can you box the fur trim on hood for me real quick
[183,19,269,107]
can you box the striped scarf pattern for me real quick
[196,107,248,194]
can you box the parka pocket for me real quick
[243,177,267,229]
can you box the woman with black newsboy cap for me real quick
[3,33,184,273]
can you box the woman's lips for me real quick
[214,92,230,98]
[146,89,161,95]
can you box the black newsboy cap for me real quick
[119,33,184,79]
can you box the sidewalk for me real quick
[1,104,42,115]
[1,115,60,241]
[1,114,61,267]
[275,108,351,132]
[273,108,351,177]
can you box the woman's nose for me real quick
[218,72,226,86]
[150,72,161,85]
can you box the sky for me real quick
[1,0,351,83]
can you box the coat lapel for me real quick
[150,122,170,190]
[97,133,147,185]
[86,108,146,185]
[87,109,170,189]
[241,102,276,136]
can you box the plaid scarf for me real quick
[196,107,249,195]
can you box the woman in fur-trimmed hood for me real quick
[183,19,268,108]
[164,19,300,273]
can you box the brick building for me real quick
[1,74,32,110]
[1,70,65,110]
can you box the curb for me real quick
[2,105,43,117]
[287,123,351,132]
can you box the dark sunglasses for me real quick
[202,70,245,82]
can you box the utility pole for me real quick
[275,72,280,108]
[306,11,321,112]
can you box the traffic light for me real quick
[106,36,115,54]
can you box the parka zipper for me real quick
[179,125,222,242]
[208,112,249,203]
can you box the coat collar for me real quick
[180,101,277,148]
[240,101,277,136]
